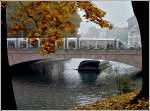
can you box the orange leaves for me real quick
[57,38,63,48]
[78,1,91,10]
[9,2,75,54]
[9,1,112,54]
[37,21,42,27]
[52,31,62,40]
[64,23,75,33]
[49,9,59,20]
[9,23,26,35]
[29,38,38,45]
[77,1,112,29]
[62,2,77,15]
[37,28,43,35]
[99,20,113,29]
[34,32,40,37]
[39,31,63,54]
[73,90,149,110]
[40,38,56,54]
[58,22,76,33]
[23,18,33,24]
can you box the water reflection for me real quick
[12,58,142,110]
[78,70,100,84]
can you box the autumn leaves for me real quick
[78,1,112,29]
[7,1,113,54]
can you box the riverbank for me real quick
[73,90,149,110]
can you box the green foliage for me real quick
[117,75,136,94]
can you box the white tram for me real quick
[7,37,127,49]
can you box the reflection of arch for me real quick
[78,70,100,84]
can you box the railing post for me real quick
[77,37,80,49]
[64,37,68,50]
[26,38,29,48]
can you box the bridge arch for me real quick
[8,49,142,70]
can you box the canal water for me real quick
[12,58,142,110]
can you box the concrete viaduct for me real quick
[8,49,142,69]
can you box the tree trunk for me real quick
[1,4,17,109]
[132,1,149,99]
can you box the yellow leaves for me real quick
[51,9,59,16]
[78,1,91,9]
[40,2,48,10]
[10,15,16,20]
[37,21,42,27]
[40,38,56,54]
[45,14,51,19]
[61,2,76,16]
[9,23,26,35]
[23,18,33,24]
[78,1,112,30]
[57,38,63,48]
[52,31,62,40]
[39,31,63,54]
[73,90,149,110]
[39,23,48,31]
[64,25,74,33]
[35,32,40,37]
[35,28,43,36]
[58,22,75,33]
[57,15,64,22]
[9,1,113,55]
[99,20,113,29]
[11,30,17,35]
[29,38,38,45]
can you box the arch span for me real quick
[8,49,142,69]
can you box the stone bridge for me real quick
[8,49,142,69]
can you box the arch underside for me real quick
[8,49,142,70]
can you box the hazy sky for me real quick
[78,1,134,34]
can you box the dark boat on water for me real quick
[78,60,110,72]
[78,60,100,71]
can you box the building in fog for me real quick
[127,16,141,48]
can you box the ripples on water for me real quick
[12,58,142,110]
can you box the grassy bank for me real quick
[73,90,149,110]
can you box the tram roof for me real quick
[7,37,119,41]
[67,37,118,41]
[7,38,39,40]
